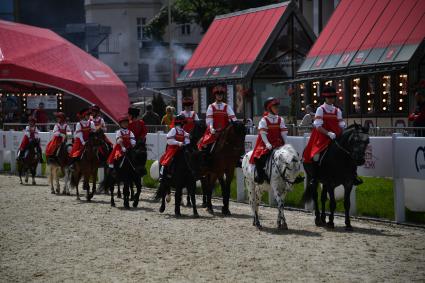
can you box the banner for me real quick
[27,95,57,109]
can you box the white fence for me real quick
[0,130,424,223]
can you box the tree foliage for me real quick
[146,0,280,40]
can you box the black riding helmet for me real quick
[174,114,186,126]
[264,97,280,112]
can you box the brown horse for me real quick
[70,132,103,201]
[17,139,40,185]
[199,121,246,215]
[47,140,73,195]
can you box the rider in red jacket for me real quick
[249,97,287,184]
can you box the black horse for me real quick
[17,139,40,185]
[303,123,369,230]
[156,120,206,217]
[102,142,147,208]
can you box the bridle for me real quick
[270,150,300,186]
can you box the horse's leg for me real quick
[31,167,36,185]
[89,170,96,200]
[84,175,91,201]
[132,177,142,208]
[343,184,353,230]
[205,175,214,214]
[159,182,167,213]
[189,180,198,217]
[310,181,321,226]
[327,184,336,228]
[49,166,55,193]
[201,177,207,208]
[221,169,233,216]
[248,179,261,229]
[123,183,130,208]
[186,187,192,207]
[129,182,134,201]
[63,167,68,195]
[110,183,115,207]
[117,183,122,199]
[320,185,327,224]
[55,166,60,194]
[272,183,288,230]
[25,169,29,183]
[18,165,23,185]
[174,186,182,217]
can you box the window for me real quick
[181,24,191,35]
[349,78,361,114]
[137,17,150,41]
[379,75,391,112]
[395,73,408,113]
[365,76,377,114]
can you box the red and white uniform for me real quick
[107,128,136,165]
[128,119,148,143]
[91,115,107,132]
[303,103,345,163]
[180,110,199,133]
[19,126,39,151]
[160,126,190,166]
[198,102,237,149]
[69,119,96,158]
[249,113,287,164]
[45,123,72,157]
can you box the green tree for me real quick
[146,0,280,40]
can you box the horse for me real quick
[17,139,40,185]
[242,144,303,230]
[156,120,206,217]
[198,121,246,215]
[102,142,147,208]
[47,141,73,195]
[70,132,103,201]
[303,123,370,230]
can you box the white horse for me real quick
[242,144,302,230]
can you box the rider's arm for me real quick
[101,118,107,132]
[280,118,288,143]
[194,113,199,121]
[166,128,181,146]
[337,109,346,129]
[116,130,125,149]
[24,126,31,137]
[34,128,40,139]
[74,123,84,143]
[313,107,328,135]
[90,121,96,132]
[226,105,237,122]
[205,105,214,128]
[130,131,136,147]
[183,132,190,145]
[52,124,61,137]
[258,118,271,146]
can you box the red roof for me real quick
[0,20,128,122]
[299,0,425,73]
[178,3,294,82]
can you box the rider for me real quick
[69,108,96,164]
[159,114,190,181]
[303,86,362,186]
[177,96,199,133]
[90,104,113,149]
[198,85,237,155]
[107,116,136,168]
[249,97,287,184]
[17,117,43,163]
[45,112,72,159]
[128,107,148,145]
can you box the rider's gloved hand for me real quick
[117,138,123,144]
[327,131,336,140]
[266,143,273,150]
[82,140,86,146]
[210,127,216,134]
[178,142,184,147]
[121,146,127,152]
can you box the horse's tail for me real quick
[301,162,314,204]
[154,181,169,201]
[70,168,79,188]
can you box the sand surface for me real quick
[0,175,424,282]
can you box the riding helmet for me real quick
[264,97,280,111]
[212,85,226,96]
[182,96,194,106]
[54,112,66,121]
[321,86,337,97]
[79,108,90,117]
[174,114,186,125]
[128,107,140,117]
[118,116,129,124]
[28,116,37,123]
[90,104,100,112]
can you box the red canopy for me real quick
[0,20,128,122]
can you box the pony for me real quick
[198,121,246,215]
[17,138,40,185]
[103,142,147,208]
[47,141,72,195]
[155,120,206,217]
[70,131,103,201]
[242,144,303,229]
[303,123,370,230]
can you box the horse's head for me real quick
[28,138,40,149]
[87,131,103,148]
[274,144,302,183]
[190,119,207,144]
[338,123,370,166]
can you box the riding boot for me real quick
[159,166,169,183]
[37,146,44,163]
[254,155,267,184]
[308,161,319,186]
[17,149,25,161]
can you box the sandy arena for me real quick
[0,175,424,282]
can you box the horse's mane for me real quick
[215,121,246,154]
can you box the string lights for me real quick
[381,75,391,112]
[397,74,408,112]
[351,78,361,113]
[298,83,305,111]
[312,81,320,107]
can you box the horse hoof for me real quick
[206,207,214,215]
[315,218,322,227]
[327,222,335,229]
[56,190,60,194]
[51,190,55,194]
[345,225,353,231]
[111,202,115,207]
[124,203,130,209]
[165,194,171,203]
[175,212,182,218]
[133,201,139,208]
[62,190,66,195]
[66,192,71,196]
[193,212,199,218]
[32,182,36,185]
[76,196,80,200]
[159,205,165,213]
[186,202,192,208]
[222,207,231,216]
[279,222,288,230]
[201,202,207,208]
[255,223,263,230]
